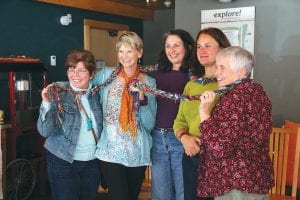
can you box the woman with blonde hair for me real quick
[92,31,157,200]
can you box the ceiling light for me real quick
[218,0,232,3]
[164,0,172,7]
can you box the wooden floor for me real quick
[139,181,151,200]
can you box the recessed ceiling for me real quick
[109,0,175,10]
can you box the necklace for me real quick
[75,94,93,130]
[48,83,98,143]
[75,94,98,143]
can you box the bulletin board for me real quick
[201,6,255,53]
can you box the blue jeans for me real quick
[46,151,101,200]
[151,128,184,200]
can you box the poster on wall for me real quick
[201,6,255,53]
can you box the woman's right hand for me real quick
[199,91,216,122]
[41,84,53,103]
[181,134,201,157]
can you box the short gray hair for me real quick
[217,46,255,76]
[116,31,143,52]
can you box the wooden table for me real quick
[1,124,11,200]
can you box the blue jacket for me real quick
[37,83,103,163]
[92,67,157,167]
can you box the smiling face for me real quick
[196,34,222,68]
[215,56,244,88]
[165,35,186,70]
[67,61,93,89]
[118,44,142,69]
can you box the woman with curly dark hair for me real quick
[150,29,195,200]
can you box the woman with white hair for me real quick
[197,46,274,200]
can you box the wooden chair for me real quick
[284,120,300,189]
[269,127,300,200]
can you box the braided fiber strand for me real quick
[131,76,248,102]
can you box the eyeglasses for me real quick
[67,68,88,75]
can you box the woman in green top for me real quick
[173,27,231,200]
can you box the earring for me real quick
[138,58,141,64]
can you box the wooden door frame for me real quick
[83,19,129,50]
[37,0,153,20]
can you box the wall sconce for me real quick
[60,14,72,26]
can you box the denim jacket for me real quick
[37,83,103,163]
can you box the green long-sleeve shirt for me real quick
[173,80,218,137]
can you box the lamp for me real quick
[60,14,72,26]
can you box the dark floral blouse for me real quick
[197,79,274,198]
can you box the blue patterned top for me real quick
[92,67,157,167]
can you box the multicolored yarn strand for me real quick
[89,65,122,95]
[129,77,217,102]
[88,64,157,95]
[47,64,123,129]
[47,64,148,138]
[47,62,249,137]
[139,64,158,73]
[130,76,249,102]
[194,77,218,85]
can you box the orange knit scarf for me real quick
[119,67,140,137]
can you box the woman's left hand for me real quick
[199,91,216,122]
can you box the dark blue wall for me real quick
[0,0,143,82]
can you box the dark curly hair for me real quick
[190,27,231,78]
[157,29,195,73]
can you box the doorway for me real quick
[83,19,129,69]
[84,19,152,198]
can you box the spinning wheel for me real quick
[5,159,36,200]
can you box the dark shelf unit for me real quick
[0,61,47,194]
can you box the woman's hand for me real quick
[41,84,53,103]
[199,91,216,122]
[129,85,145,100]
[181,134,201,156]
